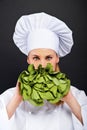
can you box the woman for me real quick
[0,12,87,130]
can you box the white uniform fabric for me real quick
[13,12,73,57]
[0,86,87,130]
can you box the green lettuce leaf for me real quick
[18,63,70,106]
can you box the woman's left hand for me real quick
[61,90,83,124]
[61,90,73,103]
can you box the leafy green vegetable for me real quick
[18,63,70,106]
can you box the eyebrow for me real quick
[32,54,53,57]
[32,54,40,57]
[45,55,53,57]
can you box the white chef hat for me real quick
[13,12,74,57]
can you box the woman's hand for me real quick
[6,81,23,119]
[61,90,73,103]
[61,90,83,124]
[14,82,23,102]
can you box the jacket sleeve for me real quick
[71,87,87,130]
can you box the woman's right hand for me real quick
[14,81,23,102]
[6,81,23,119]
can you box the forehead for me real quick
[29,48,56,56]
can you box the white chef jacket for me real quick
[0,86,87,130]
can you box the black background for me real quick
[0,0,87,94]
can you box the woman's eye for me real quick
[33,57,40,61]
[46,56,52,61]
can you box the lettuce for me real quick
[18,63,70,106]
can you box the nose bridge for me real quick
[41,59,46,67]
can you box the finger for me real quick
[16,81,21,87]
